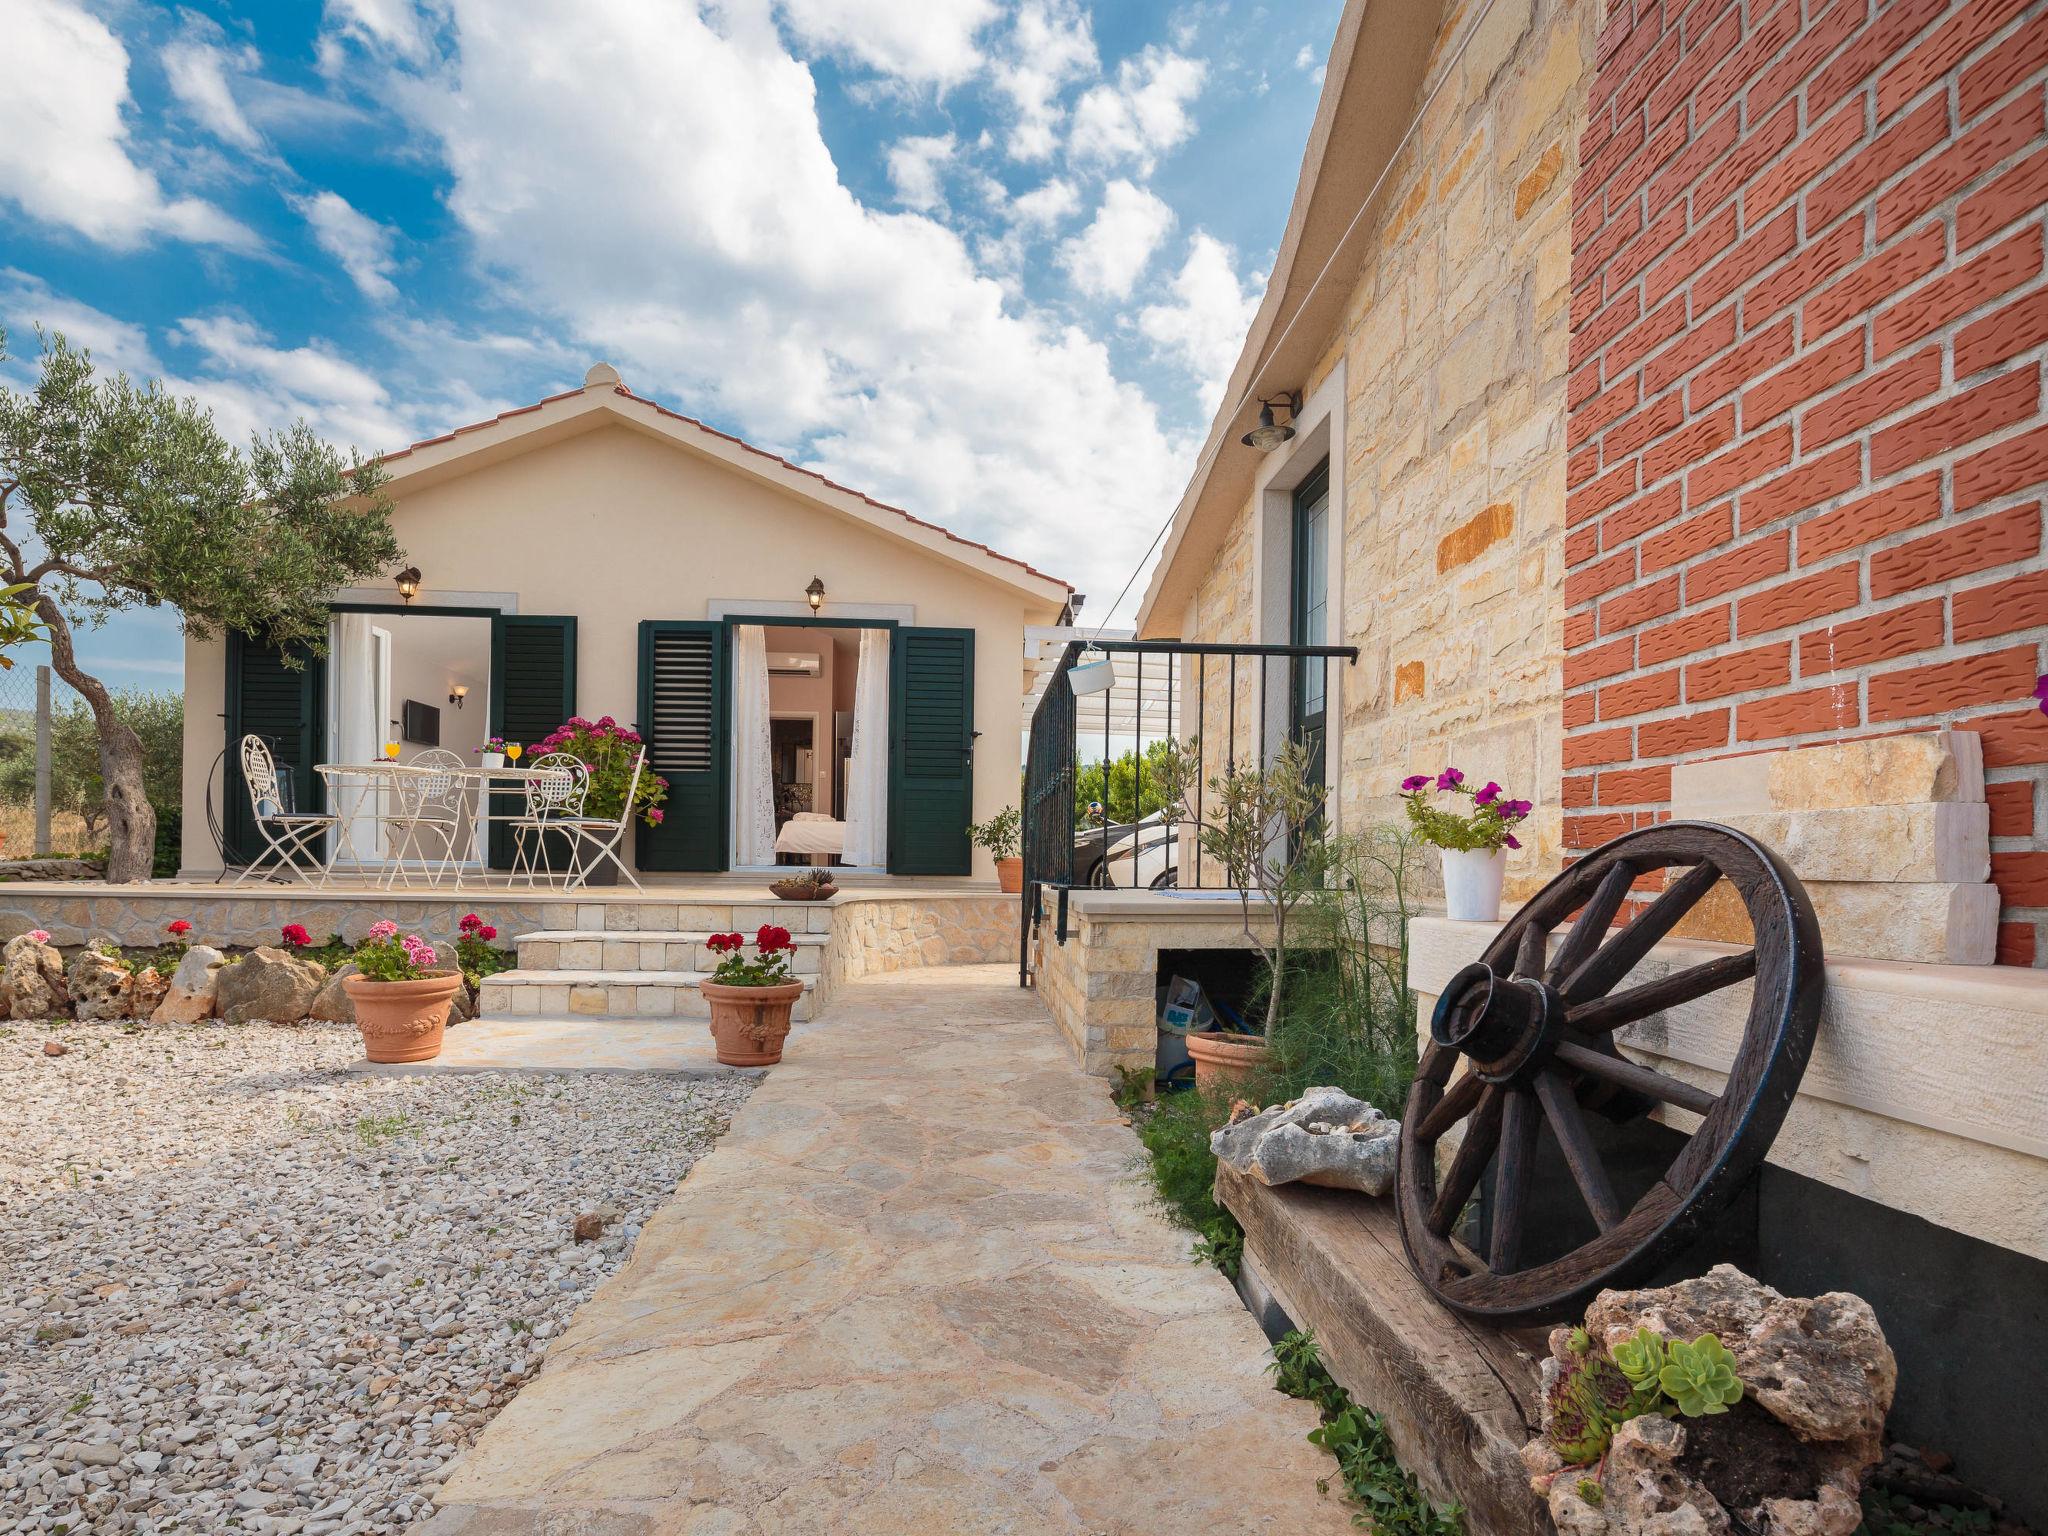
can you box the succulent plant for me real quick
[1576,1478,1605,1506]
[1610,1326,1667,1387]
[1547,1354,1638,1464]
[1566,1327,1593,1357]
[1658,1333,1743,1417]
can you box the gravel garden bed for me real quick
[0,1015,753,1534]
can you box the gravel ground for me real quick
[0,1016,754,1534]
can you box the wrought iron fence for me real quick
[1018,637,1359,985]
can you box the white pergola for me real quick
[1021,626,1181,741]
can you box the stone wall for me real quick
[1176,0,1597,903]
[827,892,1019,982]
[1563,0,2048,964]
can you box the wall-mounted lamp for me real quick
[448,684,469,710]
[805,576,826,613]
[394,566,422,603]
[1241,393,1301,452]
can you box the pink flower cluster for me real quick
[402,934,438,968]
[1398,767,1534,850]
[367,919,398,941]
[532,715,643,755]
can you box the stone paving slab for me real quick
[422,965,1349,1534]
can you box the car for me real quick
[1074,807,1178,889]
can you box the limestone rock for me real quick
[42,1040,67,1057]
[67,949,134,1022]
[1,933,69,1019]
[450,984,476,1023]
[214,947,326,1026]
[1209,1085,1400,1194]
[308,963,361,1024]
[129,968,169,1020]
[151,945,226,1025]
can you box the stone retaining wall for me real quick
[827,892,1020,982]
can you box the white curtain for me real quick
[731,624,778,867]
[332,613,377,861]
[841,627,890,867]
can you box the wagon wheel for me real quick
[1396,822,1823,1324]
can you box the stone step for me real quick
[478,970,820,1022]
[532,901,839,935]
[514,930,827,975]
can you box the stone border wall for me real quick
[827,892,1020,983]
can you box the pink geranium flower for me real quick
[367,919,398,941]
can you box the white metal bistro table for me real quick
[314,762,582,889]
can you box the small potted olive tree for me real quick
[968,805,1023,892]
[699,925,805,1066]
[342,919,464,1063]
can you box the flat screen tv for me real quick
[400,699,441,746]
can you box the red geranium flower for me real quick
[478,925,497,942]
[459,912,483,933]
[755,924,793,953]
[706,932,743,954]
[280,923,311,947]
[166,919,192,936]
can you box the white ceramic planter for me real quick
[1440,846,1507,922]
[479,752,505,769]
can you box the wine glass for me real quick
[383,741,401,760]
[506,743,523,763]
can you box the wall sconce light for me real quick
[805,576,826,613]
[1241,393,1301,452]
[394,567,422,603]
[448,684,468,710]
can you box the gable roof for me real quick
[1132,0,1442,635]
[369,363,1073,612]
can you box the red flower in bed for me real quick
[755,925,794,954]
[166,919,191,937]
[280,923,311,948]
[706,932,745,954]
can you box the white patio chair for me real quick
[554,747,648,892]
[384,748,468,888]
[232,735,338,887]
[508,752,589,890]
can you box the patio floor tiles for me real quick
[422,965,1348,1535]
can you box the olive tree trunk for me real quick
[38,596,154,882]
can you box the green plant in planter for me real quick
[530,716,669,827]
[966,805,1020,862]
[352,919,444,981]
[1547,1351,1640,1465]
[1659,1334,1743,1416]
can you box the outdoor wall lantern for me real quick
[805,576,826,613]
[448,684,469,709]
[394,567,422,603]
[1241,393,1301,451]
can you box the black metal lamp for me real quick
[1241,394,1300,451]
[448,684,468,709]
[805,576,826,613]
[394,566,422,603]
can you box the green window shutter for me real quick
[888,627,975,876]
[488,615,577,869]
[636,621,728,872]
[224,632,327,867]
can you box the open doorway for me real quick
[730,623,886,871]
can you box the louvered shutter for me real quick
[636,621,727,871]
[888,627,975,875]
[488,615,577,869]
[224,632,326,867]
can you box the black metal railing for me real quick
[1018,638,1359,985]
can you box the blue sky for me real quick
[0,0,1341,693]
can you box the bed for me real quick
[774,812,846,859]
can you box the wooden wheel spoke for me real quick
[1553,1039,1719,1117]
[1534,1070,1625,1232]
[1416,1068,1485,1142]
[1426,1086,1504,1237]
[1566,949,1757,1035]
[1560,860,1722,1003]
[1512,923,1548,979]
[1488,1089,1539,1273]
[1545,862,1635,986]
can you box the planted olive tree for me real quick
[0,329,402,881]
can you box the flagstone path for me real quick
[421,964,1350,1534]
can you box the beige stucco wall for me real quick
[1177,0,1593,901]
[184,415,1049,879]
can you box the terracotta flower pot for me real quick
[1185,1030,1269,1091]
[343,971,464,1063]
[700,979,805,1066]
[995,856,1024,893]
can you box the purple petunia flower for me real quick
[1400,774,1431,792]
[1436,768,1465,790]
[1503,833,1521,850]
[1474,781,1502,807]
[1505,798,1533,818]
[2035,672,2048,715]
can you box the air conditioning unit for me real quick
[769,652,821,677]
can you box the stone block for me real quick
[521,940,561,970]
[1711,803,1990,884]
[1674,879,2000,965]
[1671,729,1985,816]
[606,904,641,931]
[602,940,638,970]
[559,939,603,970]
[636,904,678,930]
[568,985,608,1015]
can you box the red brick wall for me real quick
[1564,0,2048,964]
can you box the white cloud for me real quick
[295,190,401,302]
[776,0,997,85]
[320,0,432,63]
[991,0,1098,161]
[885,134,954,212]
[325,0,1190,614]
[0,0,257,251]
[0,269,163,379]
[1058,179,1172,300]
[162,28,264,150]
[1293,44,1316,70]
[1069,45,1205,173]
[1011,177,1080,229]
[1139,234,1261,412]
